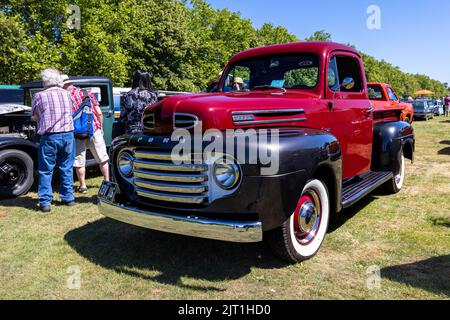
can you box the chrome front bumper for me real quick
[98,198,263,243]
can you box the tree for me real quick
[305,30,332,42]
[255,23,299,46]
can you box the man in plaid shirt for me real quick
[31,68,76,212]
[62,75,109,194]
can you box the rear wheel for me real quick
[0,149,34,198]
[265,179,330,263]
[384,154,405,194]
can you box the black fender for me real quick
[371,121,415,174]
[0,137,38,161]
[239,128,343,230]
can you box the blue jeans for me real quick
[38,132,75,207]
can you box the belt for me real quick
[42,131,74,136]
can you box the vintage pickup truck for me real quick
[368,82,414,123]
[98,42,415,263]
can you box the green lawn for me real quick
[1,118,449,300]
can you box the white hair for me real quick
[41,68,63,88]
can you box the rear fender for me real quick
[371,121,415,173]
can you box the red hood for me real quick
[143,91,320,133]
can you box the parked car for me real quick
[98,42,415,263]
[412,100,434,120]
[430,99,444,116]
[367,82,414,123]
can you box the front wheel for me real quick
[265,179,330,263]
[384,155,405,194]
[0,149,34,198]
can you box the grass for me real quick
[0,118,449,300]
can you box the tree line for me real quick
[0,0,448,97]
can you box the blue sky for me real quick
[206,0,450,84]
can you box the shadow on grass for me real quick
[64,218,287,292]
[438,147,450,155]
[0,196,38,211]
[328,195,377,233]
[429,216,450,228]
[381,255,450,297]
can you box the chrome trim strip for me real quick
[234,118,307,126]
[135,179,207,194]
[98,198,263,243]
[136,187,207,204]
[134,169,208,183]
[133,160,207,172]
[134,150,191,162]
[232,109,305,115]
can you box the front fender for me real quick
[0,137,38,160]
[371,121,415,173]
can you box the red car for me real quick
[98,42,415,263]
[368,82,414,123]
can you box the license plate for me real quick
[98,181,118,201]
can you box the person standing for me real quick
[120,70,158,134]
[61,75,110,194]
[444,95,450,117]
[31,68,75,212]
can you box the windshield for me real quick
[413,101,426,108]
[221,54,320,92]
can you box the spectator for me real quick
[444,95,450,117]
[120,70,158,134]
[62,75,109,194]
[31,68,75,212]
[232,77,245,91]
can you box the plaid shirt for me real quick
[32,86,74,135]
[68,86,102,131]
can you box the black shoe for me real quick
[62,201,75,207]
[40,205,51,213]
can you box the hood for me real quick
[143,91,320,134]
[0,104,31,115]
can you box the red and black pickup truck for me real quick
[98,42,415,263]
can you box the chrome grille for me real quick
[132,149,209,205]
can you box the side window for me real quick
[328,56,339,91]
[335,56,363,92]
[79,85,110,107]
[386,88,398,101]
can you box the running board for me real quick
[342,171,393,208]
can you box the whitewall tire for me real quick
[266,179,330,263]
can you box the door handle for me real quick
[367,106,374,114]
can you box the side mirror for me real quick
[340,77,355,90]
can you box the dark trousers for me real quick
[38,132,75,207]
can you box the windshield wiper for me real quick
[252,85,286,93]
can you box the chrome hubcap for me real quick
[294,191,322,245]
[298,202,317,234]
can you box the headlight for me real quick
[117,151,134,178]
[213,161,240,190]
